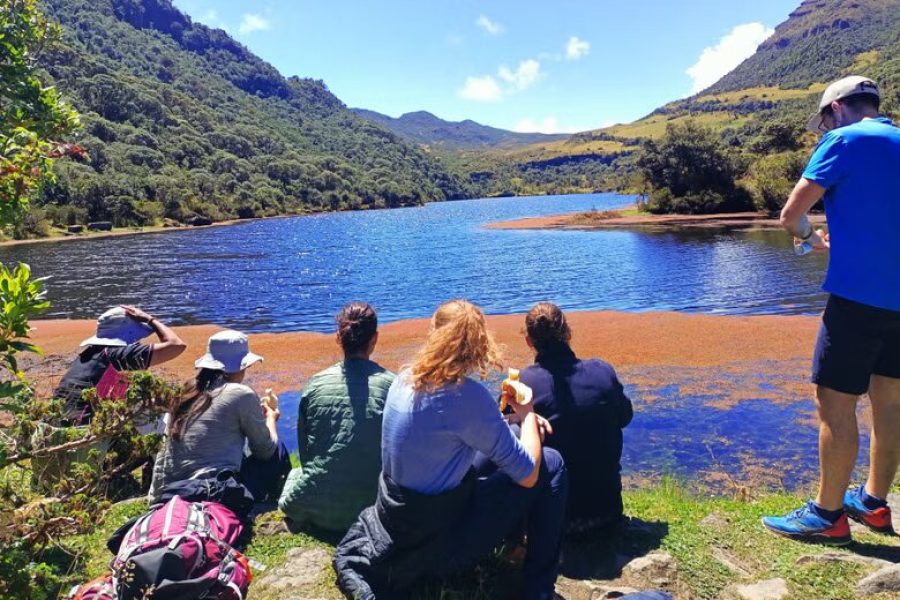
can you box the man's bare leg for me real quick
[865,375,900,499]
[814,385,860,511]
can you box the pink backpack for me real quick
[68,496,252,600]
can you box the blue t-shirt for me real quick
[802,116,900,310]
[381,372,535,495]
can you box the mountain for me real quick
[514,0,900,174]
[709,0,900,93]
[351,109,568,149]
[31,0,468,232]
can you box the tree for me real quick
[1,4,176,598]
[636,121,754,214]
[1,0,84,223]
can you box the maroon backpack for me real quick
[68,496,252,600]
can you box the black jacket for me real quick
[333,471,474,599]
[520,343,632,522]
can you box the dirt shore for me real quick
[488,211,827,231]
[26,310,819,397]
[0,213,305,248]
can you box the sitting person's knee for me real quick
[540,447,566,483]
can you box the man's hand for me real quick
[121,305,153,323]
[535,414,553,442]
[263,403,280,422]
[811,228,830,250]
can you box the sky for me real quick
[171,0,800,134]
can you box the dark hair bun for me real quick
[336,302,378,355]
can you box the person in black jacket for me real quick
[518,302,633,536]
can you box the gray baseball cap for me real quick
[806,75,880,132]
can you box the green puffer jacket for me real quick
[278,358,395,531]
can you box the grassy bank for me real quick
[54,478,900,600]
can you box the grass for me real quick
[56,477,900,600]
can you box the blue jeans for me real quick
[436,447,568,600]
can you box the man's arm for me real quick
[780,178,829,249]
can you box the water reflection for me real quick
[0,194,830,332]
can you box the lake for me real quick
[0,193,829,332]
[5,193,844,489]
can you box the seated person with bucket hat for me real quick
[149,330,291,504]
[54,305,186,424]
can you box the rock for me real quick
[67,224,84,233]
[621,551,677,589]
[700,512,730,530]
[189,215,213,226]
[728,578,789,600]
[796,552,892,569]
[253,547,331,594]
[711,547,751,576]
[254,518,291,536]
[857,564,900,596]
[87,221,112,231]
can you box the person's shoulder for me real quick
[457,377,495,403]
[578,357,619,378]
[219,382,258,403]
[306,362,344,385]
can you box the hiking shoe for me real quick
[844,486,894,534]
[761,502,851,546]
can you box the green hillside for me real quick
[27,0,468,235]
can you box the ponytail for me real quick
[167,368,227,441]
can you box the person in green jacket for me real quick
[278,301,395,532]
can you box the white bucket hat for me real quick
[81,306,153,347]
[194,330,263,373]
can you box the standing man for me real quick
[763,76,900,545]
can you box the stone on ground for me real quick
[621,551,677,589]
[725,578,789,600]
[795,552,891,569]
[253,547,331,596]
[857,564,900,596]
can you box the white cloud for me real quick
[565,36,590,60]
[446,33,464,47]
[458,75,502,101]
[498,59,541,91]
[237,13,271,35]
[194,9,227,30]
[513,116,585,134]
[686,22,774,94]
[476,15,504,35]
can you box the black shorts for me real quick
[812,295,900,395]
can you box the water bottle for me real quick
[794,239,814,256]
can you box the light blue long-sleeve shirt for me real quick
[381,372,535,495]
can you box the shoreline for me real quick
[26,309,819,397]
[488,210,827,231]
[0,213,305,248]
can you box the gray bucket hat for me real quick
[806,75,880,132]
[81,306,153,347]
[194,330,263,373]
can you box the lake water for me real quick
[0,193,830,332]
[3,193,844,489]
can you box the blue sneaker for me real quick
[761,501,851,546]
[844,486,894,534]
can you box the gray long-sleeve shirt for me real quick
[149,382,276,501]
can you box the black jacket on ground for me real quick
[333,471,475,599]
[519,343,632,523]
